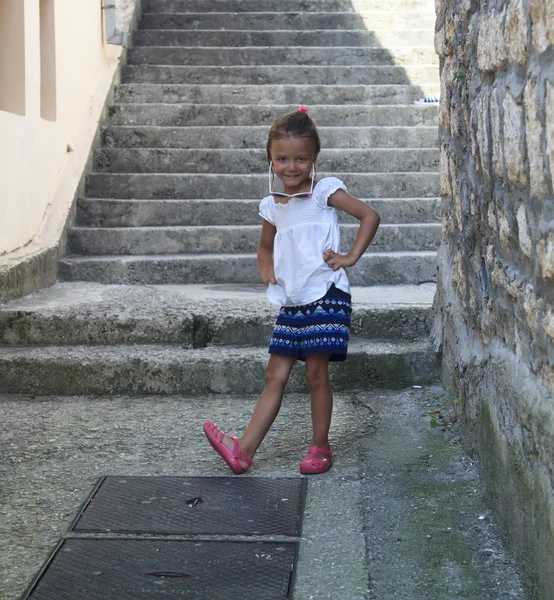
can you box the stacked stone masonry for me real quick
[433,0,554,597]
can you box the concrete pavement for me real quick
[0,385,524,599]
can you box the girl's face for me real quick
[269,136,318,194]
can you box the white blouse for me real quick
[258,177,351,307]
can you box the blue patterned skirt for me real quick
[269,284,352,362]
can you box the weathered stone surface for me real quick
[102,124,440,150]
[487,204,497,233]
[59,252,439,286]
[503,92,527,185]
[528,0,554,53]
[538,233,554,280]
[439,56,453,130]
[439,151,451,198]
[94,147,440,174]
[497,208,515,251]
[76,197,442,228]
[505,0,529,64]
[490,87,505,179]
[0,283,437,346]
[122,63,441,86]
[477,8,508,72]
[127,45,440,67]
[523,284,540,339]
[543,306,554,341]
[0,341,440,395]
[477,93,491,179]
[85,172,440,200]
[546,81,554,185]
[108,102,440,128]
[516,204,532,259]
[139,11,437,31]
[524,78,548,197]
[68,223,441,256]
[132,28,436,48]
[115,83,442,107]
[437,0,554,596]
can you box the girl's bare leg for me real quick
[220,354,296,469]
[305,354,333,450]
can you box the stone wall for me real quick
[433,0,554,596]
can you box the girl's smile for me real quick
[269,137,318,195]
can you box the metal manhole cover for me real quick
[71,476,307,536]
[23,538,298,600]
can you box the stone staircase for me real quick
[0,0,441,395]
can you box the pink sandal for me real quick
[300,446,333,474]
[203,420,252,474]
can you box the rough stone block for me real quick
[546,81,554,187]
[516,205,532,259]
[529,0,554,53]
[477,93,491,179]
[434,25,446,57]
[439,56,453,130]
[491,262,520,299]
[538,233,554,280]
[491,88,505,180]
[542,306,554,342]
[477,8,508,72]
[487,204,497,233]
[539,364,554,397]
[498,208,515,251]
[453,178,463,232]
[503,92,528,185]
[523,284,540,339]
[524,78,548,197]
[505,0,529,64]
[439,151,451,198]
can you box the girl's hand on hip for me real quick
[261,268,277,285]
[323,249,356,270]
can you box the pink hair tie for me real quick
[298,105,308,113]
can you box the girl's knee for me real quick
[305,356,330,390]
[265,356,294,389]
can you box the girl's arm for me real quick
[258,219,278,284]
[324,190,381,270]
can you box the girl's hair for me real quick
[266,107,321,163]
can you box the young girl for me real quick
[204,106,380,474]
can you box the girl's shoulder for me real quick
[259,194,276,225]
[313,177,348,209]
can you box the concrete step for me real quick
[0,340,439,395]
[138,12,437,31]
[121,64,439,85]
[143,0,437,13]
[58,251,437,285]
[85,173,440,199]
[0,283,436,346]
[67,224,441,256]
[76,197,441,227]
[93,148,439,174]
[126,46,439,67]
[132,29,436,48]
[115,84,441,106]
[102,125,439,150]
[107,104,439,128]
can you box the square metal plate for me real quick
[23,538,298,600]
[71,476,307,536]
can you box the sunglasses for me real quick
[268,162,315,200]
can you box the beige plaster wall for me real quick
[0,0,107,255]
